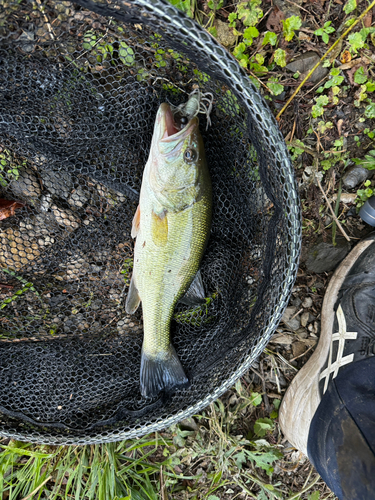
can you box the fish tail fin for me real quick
[140,345,189,398]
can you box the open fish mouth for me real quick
[160,104,197,143]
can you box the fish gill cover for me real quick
[0,0,301,444]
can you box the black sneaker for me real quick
[279,233,375,455]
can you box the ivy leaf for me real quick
[267,77,284,96]
[365,102,375,119]
[228,11,237,26]
[274,48,286,67]
[282,15,302,42]
[354,66,367,84]
[243,26,259,45]
[348,32,365,52]
[262,31,277,46]
[237,0,263,27]
[312,95,329,118]
[344,0,356,14]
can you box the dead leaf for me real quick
[347,63,367,86]
[0,199,25,220]
[340,50,352,64]
[266,6,284,33]
[329,39,343,63]
[337,119,344,136]
[364,10,372,28]
[339,57,363,70]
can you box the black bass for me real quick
[126,102,212,398]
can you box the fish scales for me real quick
[126,101,212,398]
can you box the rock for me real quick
[214,19,236,47]
[179,417,199,431]
[302,296,313,309]
[40,170,73,199]
[11,167,41,199]
[306,237,351,273]
[68,186,89,208]
[291,296,302,308]
[292,341,306,358]
[331,192,357,204]
[286,51,329,84]
[51,205,80,231]
[301,311,310,327]
[282,306,301,331]
[342,165,373,189]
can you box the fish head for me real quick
[148,103,207,211]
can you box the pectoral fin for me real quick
[151,210,168,247]
[131,205,141,239]
[125,275,141,314]
[179,270,206,306]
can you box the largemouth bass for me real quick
[125,102,212,398]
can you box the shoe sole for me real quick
[279,234,375,456]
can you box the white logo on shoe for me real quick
[319,304,357,394]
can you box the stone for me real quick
[11,167,41,199]
[179,417,199,431]
[302,296,313,309]
[214,19,236,47]
[301,311,310,327]
[286,51,329,84]
[342,165,373,189]
[306,237,351,274]
[68,186,89,208]
[292,341,306,358]
[40,169,73,199]
[282,306,301,331]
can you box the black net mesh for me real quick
[0,0,301,444]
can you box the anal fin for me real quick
[125,275,141,314]
[179,269,206,307]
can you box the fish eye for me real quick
[184,147,197,163]
[180,116,188,125]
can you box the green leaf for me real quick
[273,398,281,409]
[207,26,218,37]
[344,0,356,14]
[274,48,286,67]
[322,32,329,44]
[365,102,375,119]
[228,12,237,26]
[312,94,329,118]
[366,81,375,92]
[254,417,273,437]
[307,492,320,500]
[251,392,262,406]
[237,0,263,27]
[243,26,259,45]
[267,77,284,96]
[282,15,302,42]
[262,31,277,46]
[314,28,323,36]
[207,496,221,500]
[354,66,367,84]
[246,446,283,475]
[233,450,247,469]
[348,32,365,52]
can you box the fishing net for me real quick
[0,0,301,444]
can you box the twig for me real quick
[289,343,315,363]
[285,474,321,500]
[21,476,53,500]
[315,165,351,242]
[276,0,375,120]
